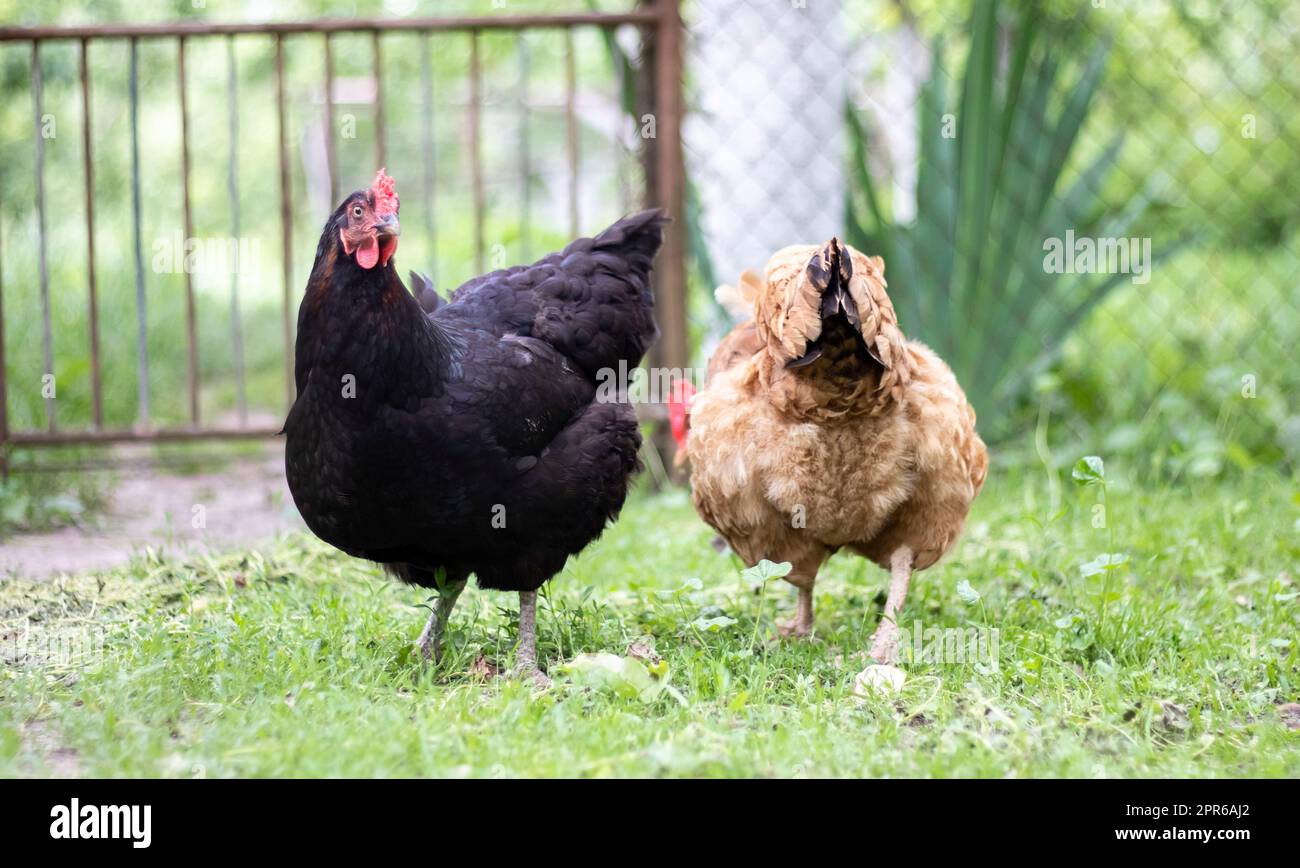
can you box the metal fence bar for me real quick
[10,427,281,446]
[227,35,248,425]
[420,31,438,286]
[614,36,631,215]
[276,33,294,410]
[178,36,200,427]
[323,34,338,206]
[0,12,661,41]
[517,36,532,261]
[129,37,151,429]
[565,29,579,237]
[469,30,484,274]
[650,0,687,374]
[372,30,386,170]
[32,43,56,432]
[79,38,103,431]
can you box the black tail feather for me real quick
[409,270,444,314]
[591,209,669,266]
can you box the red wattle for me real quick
[355,237,379,269]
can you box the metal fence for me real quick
[0,2,687,475]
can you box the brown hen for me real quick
[686,239,988,685]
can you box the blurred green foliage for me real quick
[846,0,1299,474]
[847,0,1176,436]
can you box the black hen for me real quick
[284,170,664,684]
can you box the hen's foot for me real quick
[867,620,901,665]
[777,617,813,639]
[854,547,914,695]
[513,590,551,690]
[415,580,466,663]
[865,547,914,665]
[511,664,553,690]
[777,586,815,638]
[858,619,906,693]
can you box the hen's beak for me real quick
[373,213,400,268]
[374,212,400,240]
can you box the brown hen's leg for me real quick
[778,587,815,638]
[773,547,826,639]
[513,590,552,688]
[868,546,914,664]
[416,580,466,663]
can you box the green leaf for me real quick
[558,652,668,703]
[1080,553,1128,577]
[675,577,703,594]
[692,614,738,633]
[956,579,982,604]
[741,559,792,586]
[1072,455,1106,485]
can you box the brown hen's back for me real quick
[705,320,763,385]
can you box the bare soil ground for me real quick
[0,449,303,580]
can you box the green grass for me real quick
[1,468,1298,778]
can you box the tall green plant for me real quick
[845,0,1183,437]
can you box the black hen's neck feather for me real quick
[295,213,457,408]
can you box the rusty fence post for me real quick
[80,37,103,432]
[323,34,338,209]
[178,36,200,428]
[372,30,386,170]
[653,0,687,373]
[645,0,688,476]
[468,30,484,275]
[276,34,294,411]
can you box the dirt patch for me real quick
[0,448,304,581]
[20,719,81,777]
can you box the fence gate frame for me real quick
[0,1,687,477]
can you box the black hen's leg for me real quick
[416,580,466,663]
[513,590,551,688]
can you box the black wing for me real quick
[438,210,666,378]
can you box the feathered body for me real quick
[687,240,987,649]
[285,194,664,597]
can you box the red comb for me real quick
[372,168,398,217]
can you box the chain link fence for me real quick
[683,0,1299,477]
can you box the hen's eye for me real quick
[351,205,363,219]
